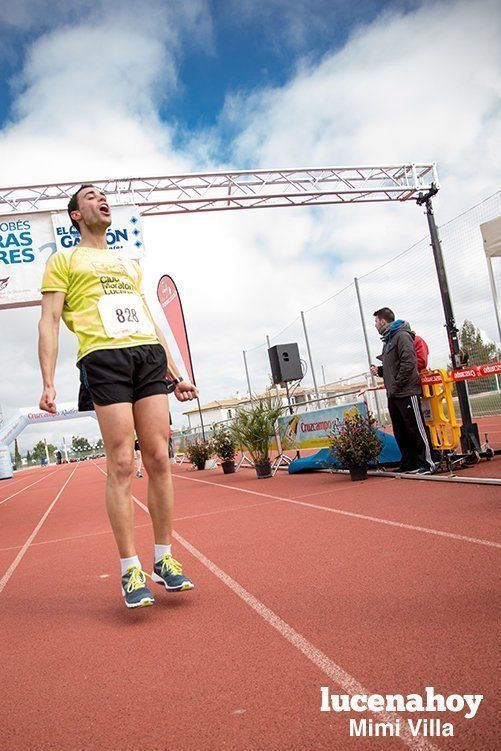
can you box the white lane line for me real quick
[172,530,438,751]
[0,522,151,553]
[0,501,279,553]
[0,468,53,488]
[290,480,394,500]
[175,499,281,522]
[0,480,21,491]
[1,465,62,484]
[93,463,437,751]
[0,467,77,596]
[170,473,501,550]
[0,469,61,507]
[0,475,34,489]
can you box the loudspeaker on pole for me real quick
[268,343,303,384]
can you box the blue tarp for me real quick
[288,429,401,473]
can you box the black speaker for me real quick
[268,343,303,384]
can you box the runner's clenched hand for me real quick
[40,386,57,413]
[174,381,198,402]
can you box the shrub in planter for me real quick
[231,396,282,479]
[212,426,238,474]
[186,439,212,470]
[329,411,382,481]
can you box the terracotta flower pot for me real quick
[221,460,236,474]
[255,460,272,479]
[349,465,368,481]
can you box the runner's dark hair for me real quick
[67,184,97,232]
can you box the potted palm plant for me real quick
[212,426,238,474]
[329,411,382,481]
[186,439,212,470]
[231,396,283,479]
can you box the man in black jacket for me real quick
[370,307,435,474]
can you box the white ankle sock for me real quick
[120,555,141,575]
[154,544,172,562]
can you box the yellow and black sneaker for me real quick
[121,565,155,608]
[151,554,194,592]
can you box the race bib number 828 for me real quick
[98,293,155,338]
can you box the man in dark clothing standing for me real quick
[370,308,435,474]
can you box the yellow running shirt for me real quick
[41,246,159,361]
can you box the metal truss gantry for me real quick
[0,161,480,452]
[0,163,438,217]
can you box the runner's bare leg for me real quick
[93,403,136,557]
[133,394,173,545]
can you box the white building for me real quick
[182,374,374,432]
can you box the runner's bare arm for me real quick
[142,297,199,402]
[153,321,182,381]
[38,291,65,413]
[152,322,199,401]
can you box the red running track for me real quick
[0,459,500,751]
[475,415,501,451]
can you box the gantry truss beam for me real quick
[0,164,438,217]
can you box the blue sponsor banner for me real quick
[0,213,56,309]
[0,205,145,309]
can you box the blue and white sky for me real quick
[0,0,500,451]
[0,1,399,138]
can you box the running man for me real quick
[38,184,198,608]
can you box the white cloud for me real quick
[227,1,501,196]
[0,1,214,448]
[217,0,501,383]
[1,1,212,184]
[0,1,91,31]
[1,0,500,453]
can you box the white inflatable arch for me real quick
[0,402,97,479]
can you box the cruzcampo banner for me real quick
[51,204,144,260]
[0,213,57,309]
[276,402,367,450]
[157,274,196,385]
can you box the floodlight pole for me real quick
[354,277,382,423]
[417,186,480,453]
[300,311,320,402]
[196,397,206,442]
[243,350,253,403]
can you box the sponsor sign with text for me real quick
[276,402,367,449]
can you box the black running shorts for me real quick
[78,344,169,407]
[77,379,94,412]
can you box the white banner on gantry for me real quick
[0,205,144,310]
[51,204,144,260]
[0,213,56,309]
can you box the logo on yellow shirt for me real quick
[92,261,136,295]
[92,261,129,276]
